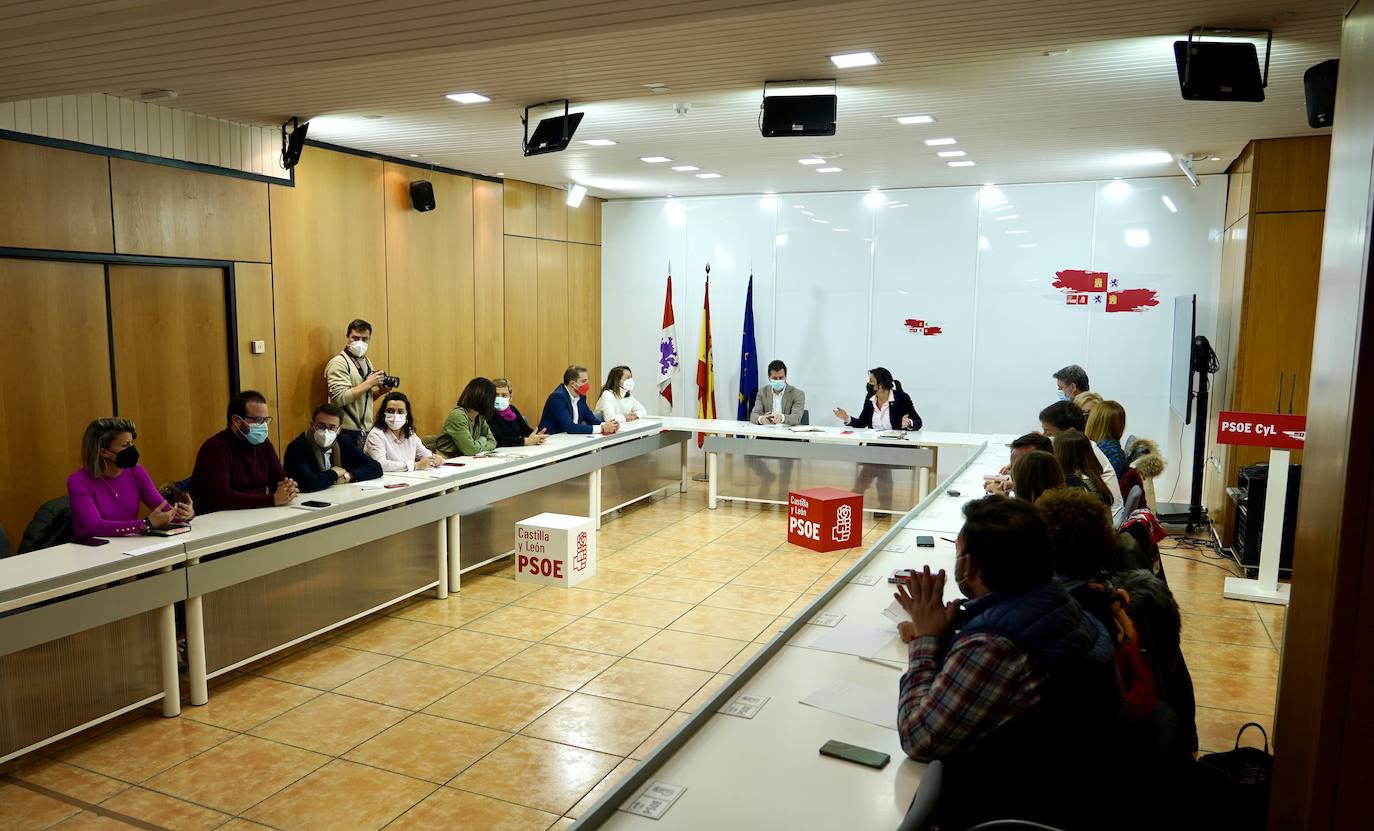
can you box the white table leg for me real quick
[708,451,718,510]
[185,572,208,705]
[918,466,931,502]
[680,440,690,493]
[157,565,180,717]
[589,468,603,529]
[435,519,449,599]
[447,510,462,592]
[1224,448,1293,605]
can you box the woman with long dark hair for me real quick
[834,367,924,507]
[436,378,499,457]
[364,391,444,471]
[595,365,648,423]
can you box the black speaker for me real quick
[760,94,837,137]
[1173,40,1265,102]
[409,180,436,212]
[280,117,309,170]
[1304,59,1338,128]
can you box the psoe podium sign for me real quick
[787,487,862,553]
[1217,411,1306,449]
[514,513,596,588]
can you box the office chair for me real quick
[895,760,942,831]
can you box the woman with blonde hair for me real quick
[67,418,192,537]
[1009,450,1065,505]
[1085,400,1129,478]
[489,378,549,448]
[1074,391,1103,414]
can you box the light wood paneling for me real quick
[1224,143,1254,229]
[109,266,230,487]
[110,158,270,262]
[1254,136,1332,214]
[568,243,601,385]
[504,179,536,238]
[0,139,113,252]
[0,259,110,550]
[269,148,388,430]
[234,262,281,449]
[568,196,599,244]
[1204,215,1250,541]
[536,240,570,394]
[473,179,505,376]
[536,185,568,241]
[383,163,476,432]
[503,236,539,408]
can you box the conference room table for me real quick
[576,434,1016,829]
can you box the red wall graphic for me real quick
[1054,269,1159,314]
[904,319,943,335]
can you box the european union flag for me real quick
[737,274,759,420]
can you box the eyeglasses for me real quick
[312,422,339,432]
[241,415,272,425]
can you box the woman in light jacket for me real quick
[595,365,648,423]
[364,391,444,472]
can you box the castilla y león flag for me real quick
[657,272,679,407]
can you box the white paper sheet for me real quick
[799,679,896,730]
[805,623,898,658]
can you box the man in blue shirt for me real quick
[539,365,622,436]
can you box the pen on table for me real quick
[940,537,956,544]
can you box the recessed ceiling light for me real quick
[812,218,829,223]
[641,156,672,163]
[696,172,721,178]
[672,165,700,172]
[495,172,504,176]
[889,204,909,209]
[816,166,843,173]
[408,153,419,158]
[994,214,1019,221]
[937,150,967,158]
[801,211,814,216]
[1117,150,1173,166]
[1043,48,1071,57]
[830,51,880,68]
[799,157,826,165]
[1161,195,1179,213]
[896,114,936,125]
[1209,156,1222,161]
[948,160,976,167]
[445,92,490,104]
[580,139,617,146]
[925,138,958,146]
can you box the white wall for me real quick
[602,176,1226,500]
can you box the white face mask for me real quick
[494,396,511,411]
[314,428,338,449]
[621,377,636,393]
[347,340,369,358]
[384,413,407,431]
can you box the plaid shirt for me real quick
[897,633,1044,761]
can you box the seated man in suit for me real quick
[283,403,383,493]
[745,359,805,496]
[539,365,621,436]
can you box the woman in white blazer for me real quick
[595,365,649,423]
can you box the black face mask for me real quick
[865,382,875,396]
[112,446,140,469]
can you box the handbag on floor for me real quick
[1196,722,1273,828]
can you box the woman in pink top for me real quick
[66,418,193,537]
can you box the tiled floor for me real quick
[1,488,1284,830]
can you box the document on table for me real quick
[799,680,896,730]
[805,623,898,658]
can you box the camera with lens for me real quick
[382,373,401,389]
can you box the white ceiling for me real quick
[0,0,1343,198]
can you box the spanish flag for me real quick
[696,264,717,447]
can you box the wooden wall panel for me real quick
[1254,136,1333,214]
[536,185,568,241]
[110,158,270,262]
[383,163,475,432]
[473,179,505,376]
[1224,143,1255,229]
[568,196,598,244]
[1205,215,1251,541]
[269,149,387,431]
[0,260,111,550]
[536,240,570,395]
[568,243,601,386]
[503,237,539,410]
[234,262,281,449]
[504,179,536,238]
[109,266,230,485]
[0,139,113,252]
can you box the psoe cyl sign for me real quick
[1217,411,1307,450]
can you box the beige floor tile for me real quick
[730,565,818,591]
[327,616,450,656]
[550,817,576,829]
[0,782,81,830]
[389,787,558,831]
[12,759,128,803]
[668,605,777,641]
[543,617,660,656]
[488,644,618,691]
[250,693,408,756]
[1162,562,1229,593]
[180,674,321,732]
[1181,612,1274,648]
[218,821,276,830]
[406,629,532,673]
[658,557,749,583]
[680,673,732,713]
[579,657,715,710]
[514,586,616,616]
[629,630,748,672]
[257,644,393,691]
[754,615,792,642]
[619,535,705,556]
[574,570,649,594]
[1171,589,1266,620]
[757,549,841,572]
[593,526,650,550]
[345,714,509,783]
[334,659,477,710]
[58,716,233,783]
[1190,668,1278,715]
[390,595,504,627]
[523,693,672,756]
[1195,707,1273,754]
[463,605,578,641]
[243,759,435,831]
[626,575,723,604]
[1181,640,1281,678]
[587,594,694,628]
[459,576,543,604]
[45,813,128,830]
[714,526,787,549]
[690,542,767,564]
[566,758,639,820]
[629,711,692,760]
[144,735,329,815]
[600,548,686,574]
[425,676,570,732]
[720,641,768,675]
[1255,603,1287,646]
[644,523,725,545]
[99,786,230,830]
[702,584,801,615]
[450,735,619,815]
[780,594,821,617]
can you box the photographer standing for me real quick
[325,318,393,450]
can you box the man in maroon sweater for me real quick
[191,390,299,513]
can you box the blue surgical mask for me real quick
[770,379,786,393]
[1057,390,1070,402]
[242,422,269,445]
[494,397,510,411]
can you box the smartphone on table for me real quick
[819,739,890,769]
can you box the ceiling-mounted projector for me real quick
[759,80,837,137]
[523,99,583,156]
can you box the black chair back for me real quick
[896,760,942,831]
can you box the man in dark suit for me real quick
[283,403,383,493]
[538,365,622,436]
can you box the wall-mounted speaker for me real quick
[760,94,837,137]
[409,181,436,212]
[1173,40,1265,102]
[1304,59,1338,128]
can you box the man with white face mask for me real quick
[283,403,383,493]
[325,318,392,449]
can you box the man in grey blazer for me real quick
[746,360,806,496]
